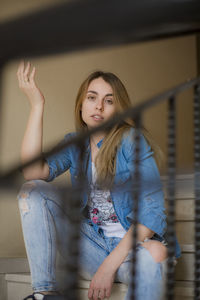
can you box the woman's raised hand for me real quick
[17,61,45,107]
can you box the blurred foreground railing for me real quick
[0,1,200,299]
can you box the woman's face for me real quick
[81,77,116,129]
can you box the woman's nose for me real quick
[96,99,104,111]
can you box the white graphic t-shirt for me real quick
[87,162,126,238]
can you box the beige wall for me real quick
[0,35,197,257]
[0,0,66,22]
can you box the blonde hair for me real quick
[75,71,163,187]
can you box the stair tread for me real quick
[5,273,31,283]
[5,273,128,292]
[5,273,194,294]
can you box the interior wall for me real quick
[0,0,66,22]
[0,35,197,257]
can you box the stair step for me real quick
[5,273,31,284]
[5,273,194,300]
[5,273,32,300]
[5,273,127,300]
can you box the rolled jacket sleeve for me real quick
[45,133,73,181]
[126,189,167,237]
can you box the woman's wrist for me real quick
[100,254,120,274]
[30,100,45,112]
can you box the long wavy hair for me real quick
[75,71,163,187]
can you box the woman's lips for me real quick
[91,114,104,121]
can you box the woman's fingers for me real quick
[17,61,24,85]
[17,61,26,85]
[93,289,99,300]
[88,287,93,299]
[93,288,105,300]
[17,60,24,74]
[23,62,30,83]
[17,61,36,87]
[29,66,36,84]
[24,61,31,82]
[105,288,111,298]
[98,289,105,299]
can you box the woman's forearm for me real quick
[21,103,48,179]
[21,104,43,162]
[100,224,154,274]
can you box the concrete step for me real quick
[5,274,32,300]
[5,273,193,300]
[5,273,127,300]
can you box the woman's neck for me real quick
[90,132,105,146]
[90,132,105,163]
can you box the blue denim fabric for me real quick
[18,180,167,299]
[46,128,181,258]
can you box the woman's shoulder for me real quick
[120,127,152,158]
[63,131,77,140]
[53,132,78,155]
[121,127,148,146]
[62,131,90,156]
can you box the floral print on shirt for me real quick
[87,182,119,226]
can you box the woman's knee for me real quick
[142,240,167,263]
[18,179,48,199]
[18,179,63,216]
[116,241,167,284]
[17,180,48,211]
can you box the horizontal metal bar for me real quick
[0,0,200,62]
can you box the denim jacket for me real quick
[46,128,181,258]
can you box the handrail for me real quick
[0,0,200,62]
[0,1,200,299]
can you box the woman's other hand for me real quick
[17,61,45,107]
[88,264,115,300]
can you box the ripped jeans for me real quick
[18,180,167,300]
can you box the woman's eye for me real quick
[88,96,96,101]
[105,99,113,104]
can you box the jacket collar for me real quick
[85,137,104,152]
[97,138,104,148]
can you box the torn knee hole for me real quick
[25,181,36,187]
[22,181,36,191]
[18,181,36,201]
[142,241,167,263]
[20,193,28,199]
[18,182,37,214]
[19,197,30,214]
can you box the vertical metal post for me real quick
[194,83,200,299]
[0,62,5,176]
[166,96,176,300]
[130,114,141,300]
[61,139,86,300]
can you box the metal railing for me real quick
[0,1,200,299]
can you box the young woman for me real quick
[17,61,180,300]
